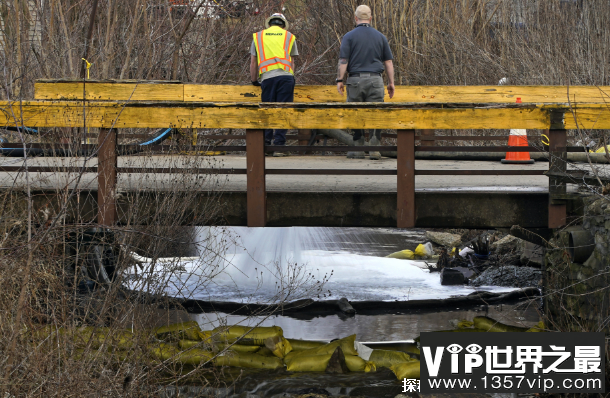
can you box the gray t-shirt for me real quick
[339,24,393,74]
[250,40,299,81]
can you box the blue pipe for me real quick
[0,128,174,157]
[138,128,173,146]
[4,126,39,134]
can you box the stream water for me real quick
[126,227,541,397]
[192,303,541,342]
[127,226,515,303]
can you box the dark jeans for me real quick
[346,75,385,141]
[261,75,295,145]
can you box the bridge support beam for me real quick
[397,129,416,228]
[420,129,435,146]
[246,129,266,227]
[98,128,117,226]
[548,129,567,228]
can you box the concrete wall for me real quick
[20,189,586,228]
[119,191,553,228]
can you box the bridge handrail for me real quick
[5,84,585,229]
[1,101,605,129]
[34,80,610,104]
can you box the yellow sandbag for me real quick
[30,325,65,340]
[155,321,201,341]
[31,326,136,350]
[149,343,179,361]
[595,145,610,153]
[102,331,135,350]
[296,335,357,357]
[284,352,332,372]
[264,336,293,358]
[414,244,427,257]
[457,320,474,329]
[256,346,274,356]
[369,349,417,368]
[526,321,545,332]
[386,250,414,260]
[150,343,214,365]
[370,343,420,356]
[345,355,376,372]
[216,343,261,353]
[473,316,529,332]
[214,351,283,370]
[179,340,201,350]
[212,325,283,345]
[198,330,213,341]
[72,327,135,350]
[391,361,420,380]
[174,348,214,366]
[287,339,326,351]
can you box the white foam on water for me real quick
[125,226,514,303]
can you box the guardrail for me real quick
[33,81,610,104]
[4,83,607,229]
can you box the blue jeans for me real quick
[261,75,295,145]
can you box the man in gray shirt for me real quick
[336,5,395,160]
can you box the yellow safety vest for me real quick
[253,26,295,76]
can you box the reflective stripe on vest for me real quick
[253,26,295,76]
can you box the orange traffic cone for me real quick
[501,129,535,164]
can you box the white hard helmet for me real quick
[265,13,289,29]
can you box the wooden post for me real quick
[297,129,311,146]
[246,129,266,227]
[548,129,567,228]
[297,129,312,154]
[397,129,416,228]
[98,128,117,225]
[420,129,435,146]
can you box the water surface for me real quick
[127,227,515,303]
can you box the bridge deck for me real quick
[1,155,581,229]
[0,155,554,192]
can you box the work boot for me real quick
[347,137,365,159]
[369,136,381,160]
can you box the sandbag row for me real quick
[414,316,545,342]
[28,322,420,379]
[30,316,541,382]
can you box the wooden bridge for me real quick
[2,80,609,229]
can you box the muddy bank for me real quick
[180,287,540,317]
[158,368,402,398]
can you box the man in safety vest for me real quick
[250,13,298,156]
